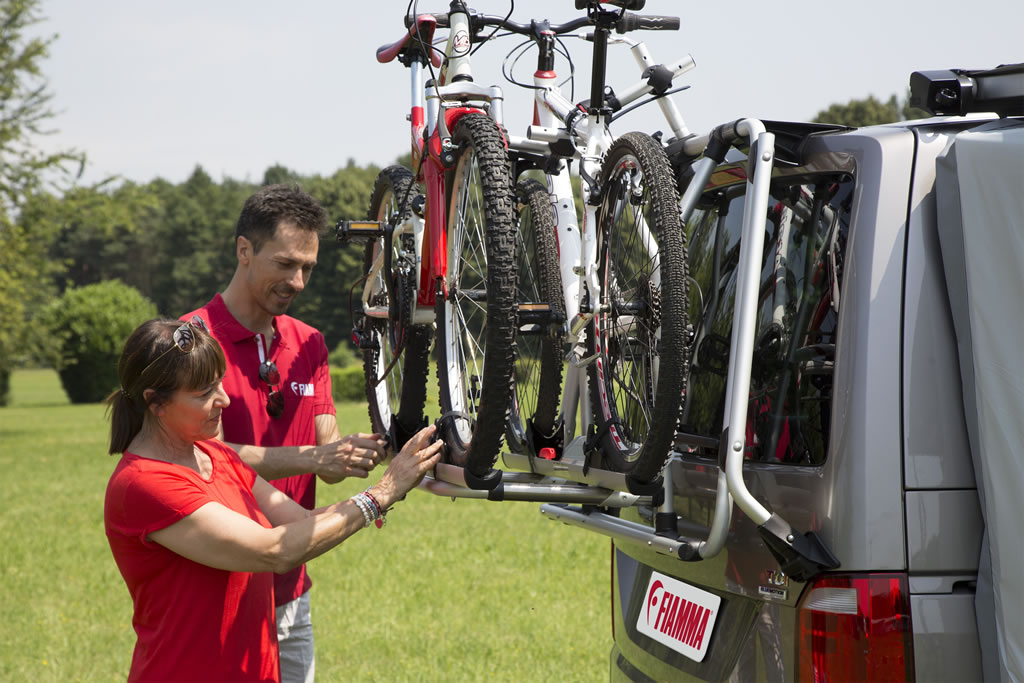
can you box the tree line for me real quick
[31,162,382,349]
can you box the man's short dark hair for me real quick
[235,184,327,253]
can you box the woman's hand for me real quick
[369,424,444,509]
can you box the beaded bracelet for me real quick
[351,494,373,528]
[363,489,387,528]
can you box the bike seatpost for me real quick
[588,17,612,113]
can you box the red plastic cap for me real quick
[539,447,557,460]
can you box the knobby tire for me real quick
[436,112,518,476]
[507,178,565,453]
[587,132,689,483]
[363,166,432,450]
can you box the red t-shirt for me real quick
[104,439,279,682]
[183,294,335,606]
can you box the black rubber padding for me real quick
[464,466,503,491]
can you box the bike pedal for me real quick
[351,325,379,351]
[335,219,387,244]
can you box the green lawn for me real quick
[0,369,611,681]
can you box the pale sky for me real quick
[31,0,1024,186]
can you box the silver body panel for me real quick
[910,593,983,682]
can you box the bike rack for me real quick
[416,113,840,580]
[537,119,840,580]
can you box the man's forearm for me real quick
[228,442,320,480]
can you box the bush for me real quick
[330,365,366,403]
[43,281,158,404]
[328,339,362,369]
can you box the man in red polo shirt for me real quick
[184,184,386,683]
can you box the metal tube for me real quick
[722,120,775,526]
[541,504,691,558]
[698,469,733,558]
[418,476,650,506]
[487,85,504,125]
[506,135,551,155]
[678,156,715,223]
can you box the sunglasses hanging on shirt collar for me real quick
[256,334,284,418]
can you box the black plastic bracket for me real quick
[389,415,428,455]
[654,511,676,535]
[525,416,564,461]
[757,513,840,583]
[625,474,665,506]
[463,466,503,491]
[642,64,674,96]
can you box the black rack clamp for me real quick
[757,514,840,583]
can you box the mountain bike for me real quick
[337,5,518,488]
[446,0,695,487]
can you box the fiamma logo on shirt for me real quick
[636,572,721,662]
[290,382,314,397]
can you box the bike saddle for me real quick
[377,15,442,68]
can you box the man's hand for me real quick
[313,433,387,484]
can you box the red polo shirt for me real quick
[183,294,336,606]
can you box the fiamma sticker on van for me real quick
[637,572,721,662]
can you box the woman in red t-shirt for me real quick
[104,318,442,682]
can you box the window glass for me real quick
[680,176,852,464]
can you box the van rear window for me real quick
[680,175,853,465]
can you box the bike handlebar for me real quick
[404,9,677,37]
[575,0,645,10]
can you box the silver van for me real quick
[542,64,1024,681]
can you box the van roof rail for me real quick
[910,63,1024,117]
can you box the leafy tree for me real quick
[812,89,929,127]
[813,94,903,127]
[22,182,159,296]
[0,0,83,403]
[0,0,82,210]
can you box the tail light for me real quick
[797,573,915,682]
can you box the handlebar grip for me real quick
[617,13,680,33]
[405,12,450,28]
[575,0,646,10]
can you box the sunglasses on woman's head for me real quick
[259,359,284,418]
[141,316,210,376]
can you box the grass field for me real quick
[0,369,611,681]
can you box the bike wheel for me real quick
[587,132,689,483]
[362,166,432,450]
[507,178,565,454]
[436,112,518,476]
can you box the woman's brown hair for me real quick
[105,318,226,454]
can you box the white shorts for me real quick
[275,592,315,683]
